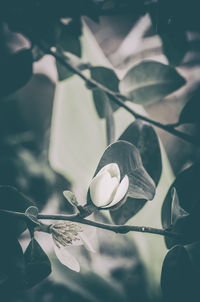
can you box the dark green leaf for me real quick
[119,61,186,105]
[25,206,39,225]
[161,245,199,302]
[0,186,34,236]
[0,232,25,292]
[179,88,200,125]
[110,198,146,225]
[161,31,188,66]
[111,120,161,224]
[162,164,200,248]
[150,11,188,66]
[0,49,33,97]
[90,66,119,118]
[118,120,162,185]
[185,242,200,274]
[24,238,51,288]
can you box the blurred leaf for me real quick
[161,245,199,302]
[179,89,200,125]
[160,31,188,66]
[150,11,188,66]
[87,141,155,215]
[25,206,39,225]
[24,238,51,288]
[119,61,186,105]
[111,120,161,224]
[90,66,119,118]
[0,49,33,97]
[0,186,34,236]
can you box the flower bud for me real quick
[89,163,129,208]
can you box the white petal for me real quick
[104,175,129,208]
[78,232,95,253]
[96,163,120,181]
[89,171,119,207]
[54,244,80,272]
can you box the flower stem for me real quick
[39,44,200,147]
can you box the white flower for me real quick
[89,163,129,208]
[50,222,95,272]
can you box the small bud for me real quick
[89,163,129,208]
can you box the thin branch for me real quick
[39,44,200,146]
[38,213,179,239]
[0,209,180,239]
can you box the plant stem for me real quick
[39,44,200,146]
[0,209,179,239]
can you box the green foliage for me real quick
[24,239,51,288]
[119,61,186,105]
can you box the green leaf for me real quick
[110,198,146,225]
[0,232,25,291]
[179,88,200,125]
[161,245,199,302]
[111,120,162,224]
[162,164,200,248]
[25,206,39,225]
[186,242,200,274]
[24,238,51,288]
[119,61,186,105]
[87,141,156,211]
[63,190,78,207]
[0,186,34,236]
[118,120,162,185]
[90,66,119,118]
